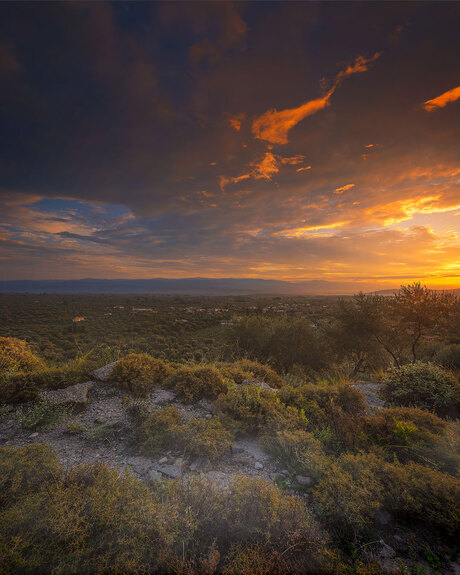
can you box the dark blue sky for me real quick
[0,2,459,290]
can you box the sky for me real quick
[0,1,459,292]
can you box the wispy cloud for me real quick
[252,53,381,144]
[423,85,460,111]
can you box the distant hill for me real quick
[1,279,458,296]
[0,277,355,295]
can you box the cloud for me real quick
[423,85,460,111]
[252,53,381,144]
[228,113,244,131]
[335,184,355,194]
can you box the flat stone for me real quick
[29,432,39,438]
[40,381,94,407]
[255,461,264,470]
[157,464,181,478]
[279,469,290,476]
[147,469,163,482]
[91,362,119,382]
[158,456,168,464]
[295,475,312,486]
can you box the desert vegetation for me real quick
[0,283,459,573]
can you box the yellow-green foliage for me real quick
[0,444,60,509]
[0,337,44,376]
[167,365,227,402]
[216,385,308,436]
[139,407,232,460]
[160,474,327,573]
[313,451,460,537]
[0,462,170,574]
[180,418,232,460]
[383,361,460,416]
[217,359,283,388]
[138,406,183,454]
[110,353,172,397]
[261,429,325,477]
[364,406,445,446]
[0,445,329,574]
[278,383,366,425]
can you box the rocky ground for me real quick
[0,363,291,488]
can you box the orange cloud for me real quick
[335,183,355,194]
[279,155,306,165]
[296,166,312,172]
[366,194,460,226]
[276,220,351,238]
[250,152,279,180]
[228,113,245,131]
[252,89,334,145]
[252,53,381,144]
[423,86,460,111]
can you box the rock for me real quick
[158,456,168,464]
[157,464,181,478]
[232,446,245,454]
[29,432,39,438]
[295,475,311,486]
[174,457,184,467]
[449,561,460,575]
[374,510,392,525]
[91,362,119,382]
[147,469,163,482]
[240,379,276,392]
[205,414,212,419]
[189,459,202,472]
[197,399,217,414]
[40,381,94,407]
[255,461,264,470]
[279,469,290,476]
[375,540,398,573]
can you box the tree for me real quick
[394,282,459,362]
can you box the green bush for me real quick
[180,418,233,460]
[167,365,227,402]
[20,399,68,430]
[110,353,172,397]
[383,362,460,416]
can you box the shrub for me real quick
[138,406,183,454]
[110,353,172,397]
[364,407,446,449]
[181,418,233,460]
[313,452,385,538]
[167,365,227,402]
[0,444,60,509]
[434,343,460,369]
[20,399,69,430]
[0,462,171,574]
[0,337,44,376]
[218,359,283,388]
[261,428,325,478]
[382,362,460,416]
[160,474,327,572]
[217,385,309,437]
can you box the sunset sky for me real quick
[0,1,459,292]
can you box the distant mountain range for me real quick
[0,278,358,295]
[0,278,458,296]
